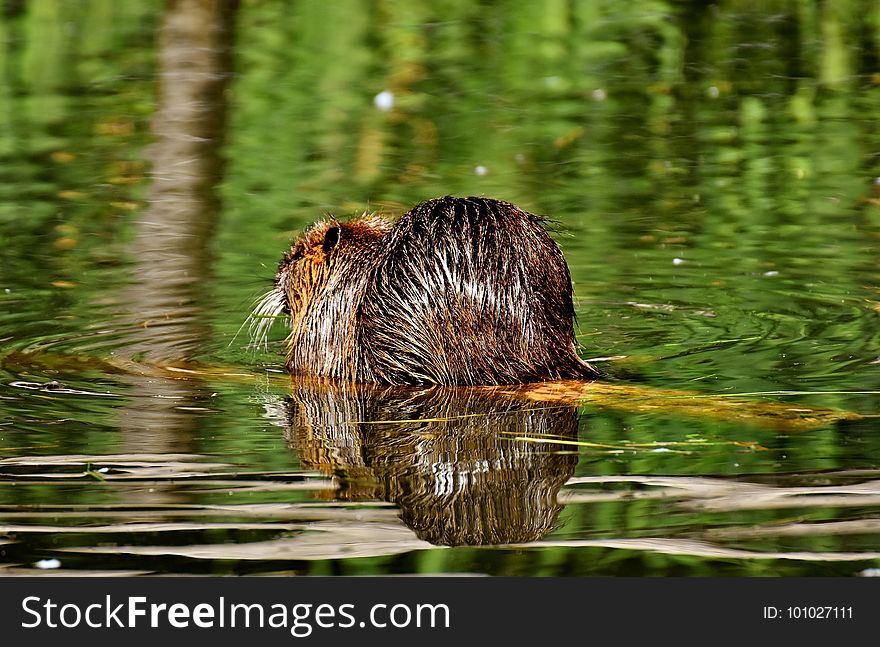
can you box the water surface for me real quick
[0,1,879,576]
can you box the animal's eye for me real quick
[323,226,340,253]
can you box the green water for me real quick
[0,0,879,576]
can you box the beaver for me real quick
[252,196,600,386]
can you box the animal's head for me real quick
[276,219,344,324]
[247,215,391,367]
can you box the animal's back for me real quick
[358,196,599,385]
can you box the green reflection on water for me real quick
[0,0,878,576]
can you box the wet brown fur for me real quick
[267,196,600,386]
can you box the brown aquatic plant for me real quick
[251,196,600,386]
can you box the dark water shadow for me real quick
[115,0,237,439]
[284,380,580,546]
[110,0,238,508]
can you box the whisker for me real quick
[229,288,289,350]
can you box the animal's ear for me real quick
[323,226,340,253]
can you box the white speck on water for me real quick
[3,288,9,293]
[859,568,880,577]
[707,85,720,98]
[35,559,61,570]
[97,467,109,473]
[763,270,779,277]
[591,88,607,101]
[651,447,672,453]
[373,90,394,112]
[672,257,686,265]
[474,165,488,176]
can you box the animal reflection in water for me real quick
[282,380,579,547]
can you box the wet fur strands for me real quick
[255,196,600,386]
